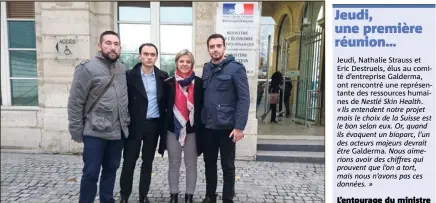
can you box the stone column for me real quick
[238,2,262,160]
[286,32,301,117]
[37,2,114,153]
[89,2,115,56]
[193,2,217,75]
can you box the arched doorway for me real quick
[257,14,290,122]
[275,15,290,74]
[295,2,324,124]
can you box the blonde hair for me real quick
[175,49,195,68]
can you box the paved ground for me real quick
[256,100,324,137]
[1,152,325,203]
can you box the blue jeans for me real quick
[79,135,124,203]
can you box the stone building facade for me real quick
[263,1,325,125]
[0,2,259,159]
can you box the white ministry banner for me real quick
[216,2,261,76]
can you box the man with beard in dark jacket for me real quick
[68,30,130,203]
[200,34,250,203]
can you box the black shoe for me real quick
[185,194,193,203]
[168,193,178,203]
[139,196,150,203]
[201,196,217,203]
[223,199,234,203]
[119,196,128,203]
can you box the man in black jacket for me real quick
[201,34,250,203]
[269,71,283,123]
[119,43,169,203]
[283,76,292,118]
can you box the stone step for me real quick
[256,151,325,164]
[257,139,325,152]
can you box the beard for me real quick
[210,52,223,61]
[102,51,119,62]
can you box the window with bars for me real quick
[1,2,38,106]
[117,1,193,77]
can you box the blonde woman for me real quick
[162,49,204,203]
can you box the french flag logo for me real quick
[223,3,254,15]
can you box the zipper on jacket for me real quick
[112,67,123,129]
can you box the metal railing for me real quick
[305,90,322,126]
[295,28,323,121]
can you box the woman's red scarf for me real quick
[173,69,195,146]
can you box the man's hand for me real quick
[71,135,83,143]
[229,129,244,143]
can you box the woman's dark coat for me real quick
[160,76,204,156]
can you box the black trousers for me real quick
[270,104,277,122]
[203,128,236,201]
[284,93,291,116]
[119,119,159,199]
[270,88,280,122]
